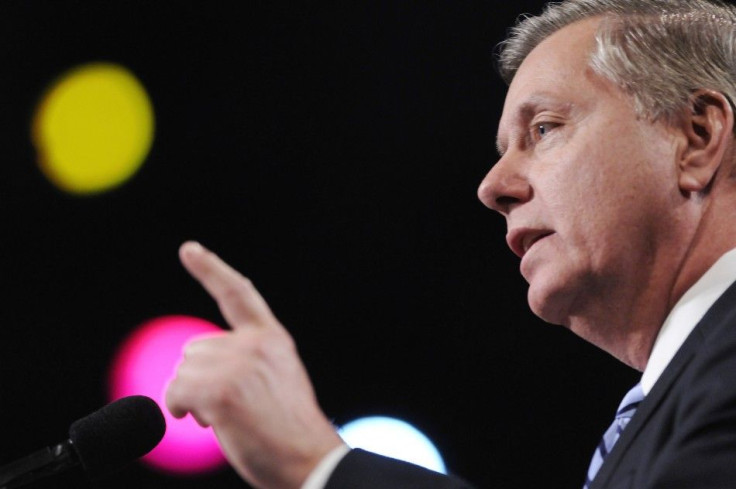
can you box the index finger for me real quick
[179,241,278,329]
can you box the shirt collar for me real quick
[640,248,736,395]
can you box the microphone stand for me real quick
[0,441,79,489]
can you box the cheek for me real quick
[541,171,636,269]
[558,185,669,282]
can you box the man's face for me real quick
[478,18,686,351]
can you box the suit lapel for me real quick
[590,339,697,488]
[590,280,736,488]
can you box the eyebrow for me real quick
[496,94,572,157]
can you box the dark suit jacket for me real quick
[326,281,736,488]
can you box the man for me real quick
[165,0,736,487]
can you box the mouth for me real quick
[507,228,554,258]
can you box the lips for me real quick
[506,228,554,258]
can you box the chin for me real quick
[526,279,574,327]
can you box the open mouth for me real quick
[523,231,553,254]
[507,228,554,258]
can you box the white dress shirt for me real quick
[300,443,351,489]
[641,248,736,395]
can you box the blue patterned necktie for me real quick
[583,383,645,489]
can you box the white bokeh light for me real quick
[337,416,447,474]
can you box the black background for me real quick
[0,2,648,488]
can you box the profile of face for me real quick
[478,18,689,350]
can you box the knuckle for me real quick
[212,382,237,405]
[240,275,254,289]
[181,332,226,359]
[234,277,255,294]
[205,382,240,421]
[182,336,208,358]
[192,413,211,428]
[219,281,252,307]
[249,338,271,360]
[182,341,198,359]
[249,329,295,361]
[164,384,187,418]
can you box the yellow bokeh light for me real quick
[32,62,155,195]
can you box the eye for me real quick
[530,121,560,142]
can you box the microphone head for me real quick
[68,395,166,479]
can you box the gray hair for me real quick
[497,0,736,123]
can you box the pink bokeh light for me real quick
[109,315,227,475]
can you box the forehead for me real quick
[497,18,608,151]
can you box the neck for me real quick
[571,189,736,371]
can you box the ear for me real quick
[678,89,734,193]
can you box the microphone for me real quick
[0,395,166,489]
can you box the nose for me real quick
[477,153,532,215]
